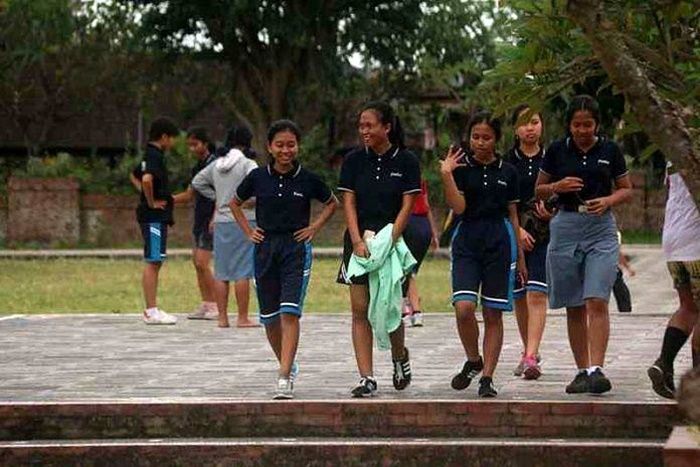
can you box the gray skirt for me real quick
[546,210,619,309]
[213,221,255,282]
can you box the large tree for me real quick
[135,0,498,148]
[482,0,699,207]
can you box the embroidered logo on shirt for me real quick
[598,159,610,165]
[293,191,304,198]
[390,172,403,178]
[497,180,507,186]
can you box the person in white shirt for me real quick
[648,162,700,399]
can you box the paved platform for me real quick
[0,312,691,402]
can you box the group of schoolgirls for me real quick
[135,94,632,400]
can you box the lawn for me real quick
[0,257,454,315]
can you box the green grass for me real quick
[622,229,662,244]
[0,257,454,314]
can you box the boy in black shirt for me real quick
[134,117,180,325]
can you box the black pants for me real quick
[612,268,632,312]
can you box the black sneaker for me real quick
[647,358,675,399]
[451,357,484,390]
[565,371,590,394]
[351,377,377,398]
[588,368,612,394]
[392,348,412,390]
[478,377,498,398]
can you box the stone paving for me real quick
[0,246,693,402]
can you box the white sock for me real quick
[145,307,159,317]
[587,365,602,375]
[205,301,218,311]
[577,368,587,376]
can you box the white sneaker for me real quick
[143,309,178,325]
[273,377,293,400]
[411,312,424,327]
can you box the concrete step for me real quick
[0,437,665,466]
[0,400,680,441]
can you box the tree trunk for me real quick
[567,0,700,211]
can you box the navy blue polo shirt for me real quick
[541,137,628,208]
[338,146,421,232]
[453,155,520,221]
[134,143,174,225]
[506,146,545,210]
[235,163,333,233]
[190,153,217,235]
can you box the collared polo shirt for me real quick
[235,163,333,233]
[338,146,421,232]
[453,155,519,221]
[541,137,628,208]
[506,146,545,210]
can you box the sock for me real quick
[145,307,159,317]
[577,368,587,376]
[587,365,602,375]
[204,301,218,311]
[480,376,492,383]
[413,310,422,315]
[660,326,689,369]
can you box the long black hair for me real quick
[361,100,405,149]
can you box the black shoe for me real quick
[351,377,378,398]
[647,359,675,399]
[588,368,612,394]
[393,348,412,390]
[565,371,590,394]
[451,357,484,390]
[478,377,498,398]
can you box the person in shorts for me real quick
[231,120,338,399]
[647,162,700,398]
[133,116,180,325]
[171,127,219,320]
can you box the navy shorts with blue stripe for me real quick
[140,222,168,263]
[254,233,312,324]
[513,240,548,298]
[451,218,517,311]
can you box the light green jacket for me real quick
[347,224,416,350]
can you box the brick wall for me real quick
[0,173,667,247]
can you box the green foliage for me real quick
[9,136,197,195]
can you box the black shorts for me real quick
[140,222,168,263]
[451,218,516,311]
[193,229,214,252]
[337,230,369,285]
[255,233,312,324]
[513,240,548,298]
[403,214,432,274]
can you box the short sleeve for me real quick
[143,151,163,177]
[540,142,558,177]
[402,153,421,194]
[310,174,333,203]
[610,142,628,179]
[452,166,468,194]
[507,166,520,203]
[338,154,357,192]
[235,171,256,202]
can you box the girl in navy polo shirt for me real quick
[230,120,338,400]
[441,111,526,398]
[535,95,632,395]
[506,105,553,380]
[337,101,421,398]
